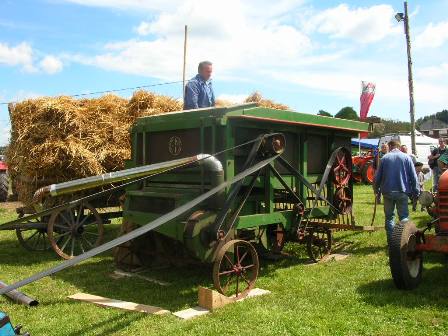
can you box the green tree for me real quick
[335,106,359,120]
[317,110,332,117]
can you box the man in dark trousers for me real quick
[374,140,419,244]
[184,61,215,110]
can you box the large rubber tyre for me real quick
[0,171,8,202]
[388,221,423,290]
[361,161,375,185]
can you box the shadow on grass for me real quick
[65,312,144,336]
[358,255,448,310]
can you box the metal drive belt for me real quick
[0,155,279,295]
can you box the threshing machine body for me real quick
[120,103,369,264]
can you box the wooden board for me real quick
[68,293,170,315]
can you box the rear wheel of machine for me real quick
[47,202,104,259]
[306,229,332,263]
[389,221,423,289]
[213,239,259,299]
[15,212,51,251]
[361,161,375,184]
[0,171,8,202]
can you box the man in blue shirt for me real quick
[184,61,215,110]
[374,140,420,243]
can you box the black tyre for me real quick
[389,221,423,289]
[361,161,375,185]
[0,171,8,202]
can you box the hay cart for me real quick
[389,170,448,289]
[0,104,372,299]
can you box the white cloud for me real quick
[415,21,448,49]
[0,42,36,73]
[0,42,64,74]
[39,55,63,74]
[69,0,312,80]
[135,21,151,36]
[305,4,399,43]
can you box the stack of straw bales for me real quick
[7,90,181,204]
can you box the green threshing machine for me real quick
[0,103,370,300]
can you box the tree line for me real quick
[317,106,414,138]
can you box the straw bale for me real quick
[245,91,289,110]
[7,91,181,205]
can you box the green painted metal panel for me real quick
[236,210,295,229]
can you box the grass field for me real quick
[1,184,447,336]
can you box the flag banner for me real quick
[359,81,376,138]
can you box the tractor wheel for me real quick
[306,228,332,262]
[0,171,8,202]
[361,161,375,184]
[388,221,423,290]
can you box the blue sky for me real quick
[1,0,448,145]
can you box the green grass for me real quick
[1,185,447,336]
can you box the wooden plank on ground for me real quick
[68,293,170,315]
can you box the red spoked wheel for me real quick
[334,186,353,214]
[332,148,352,187]
[212,239,259,299]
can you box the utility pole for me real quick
[397,1,416,155]
[182,25,188,105]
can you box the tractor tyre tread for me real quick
[388,221,423,290]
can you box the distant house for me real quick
[419,118,448,138]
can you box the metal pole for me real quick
[182,25,188,104]
[404,1,416,155]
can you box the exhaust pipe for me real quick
[0,280,38,306]
[197,154,225,209]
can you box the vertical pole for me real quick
[404,1,416,155]
[182,25,188,105]
[358,133,361,156]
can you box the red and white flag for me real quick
[359,81,376,138]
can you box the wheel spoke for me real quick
[241,264,254,270]
[70,238,75,257]
[79,239,85,254]
[224,253,234,268]
[81,236,94,248]
[239,251,248,264]
[236,275,239,297]
[219,269,236,276]
[25,230,39,242]
[60,236,71,252]
[60,212,72,228]
[76,203,84,226]
[241,273,251,286]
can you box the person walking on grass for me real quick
[373,140,420,244]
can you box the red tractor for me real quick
[389,170,448,289]
[0,155,8,202]
[352,151,376,184]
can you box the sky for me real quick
[1,0,448,146]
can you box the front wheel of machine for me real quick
[306,228,332,263]
[389,221,423,290]
[212,239,259,300]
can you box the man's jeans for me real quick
[433,167,440,191]
[383,192,409,243]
